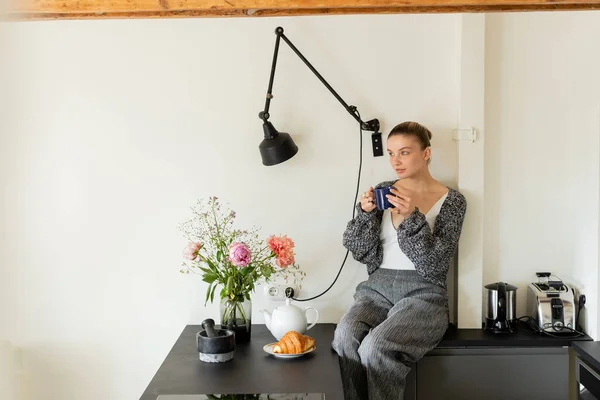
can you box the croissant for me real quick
[273,331,315,354]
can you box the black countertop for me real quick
[140,324,344,400]
[140,322,593,399]
[572,341,600,373]
[438,321,592,348]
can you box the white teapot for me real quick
[260,298,320,340]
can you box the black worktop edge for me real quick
[572,341,600,373]
[438,323,592,348]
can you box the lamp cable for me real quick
[292,111,364,302]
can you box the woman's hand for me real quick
[360,187,377,212]
[387,186,417,217]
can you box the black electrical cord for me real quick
[576,293,586,329]
[291,112,365,302]
[517,315,586,338]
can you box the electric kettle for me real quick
[484,282,518,334]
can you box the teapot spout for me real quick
[260,309,272,331]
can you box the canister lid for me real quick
[484,282,518,291]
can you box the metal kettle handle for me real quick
[497,282,507,322]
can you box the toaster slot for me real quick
[551,298,564,321]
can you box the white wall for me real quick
[5,10,600,400]
[1,20,21,400]
[1,15,461,400]
[456,14,486,329]
[484,11,600,338]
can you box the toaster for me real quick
[526,273,576,334]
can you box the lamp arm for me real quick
[259,30,281,124]
[259,27,380,133]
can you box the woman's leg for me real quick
[358,289,448,400]
[332,281,391,400]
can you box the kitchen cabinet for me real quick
[414,347,567,400]
[402,324,591,400]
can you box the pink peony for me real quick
[183,242,202,261]
[267,235,295,268]
[229,242,252,267]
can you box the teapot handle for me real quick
[304,307,320,331]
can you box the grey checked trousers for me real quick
[332,268,449,400]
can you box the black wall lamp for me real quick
[258,27,383,166]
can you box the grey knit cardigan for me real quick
[343,180,467,288]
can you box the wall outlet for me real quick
[264,284,299,301]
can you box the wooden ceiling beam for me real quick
[7,0,600,21]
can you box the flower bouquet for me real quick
[180,197,305,342]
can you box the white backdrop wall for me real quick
[4,10,600,400]
[484,11,600,339]
[1,15,460,400]
[1,18,21,400]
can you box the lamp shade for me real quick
[259,121,298,166]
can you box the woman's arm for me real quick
[342,203,384,274]
[396,190,467,285]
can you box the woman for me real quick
[332,121,467,400]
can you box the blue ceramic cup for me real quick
[374,186,395,210]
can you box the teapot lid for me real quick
[484,282,518,291]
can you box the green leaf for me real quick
[202,273,217,284]
[205,283,212,306]
[210,283,218,303]
[262,266,272,280]
[226,276,233,295]
[205,258,218,272]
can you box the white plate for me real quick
[263,342,316,359]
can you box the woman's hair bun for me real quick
[388,121,432,149]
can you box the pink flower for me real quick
[276,250,295,268]
[183,242,202,261]
[229,242,252,267]
[267,235,295,268]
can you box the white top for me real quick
[379,193,449,270]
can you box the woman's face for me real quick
[387,134,430,179]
